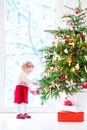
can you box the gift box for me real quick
[57,111,84,122]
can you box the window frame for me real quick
[0,0,64,112]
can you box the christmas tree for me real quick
[39,0,87,103]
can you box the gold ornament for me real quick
[70,38,76,43]
[70,67,76,73]
[65,80,69,83]
[66,59,72,66]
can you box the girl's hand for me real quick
[35,88,40,95]
[30,90,36,95]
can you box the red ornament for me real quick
[60,76,66,81]
[83,83,87,89]
[48,68,51,70]
[72,25,75,29]
[64,40,69,44]
[80,33,84,38]
[75,9,79,14]
[69,55,74,59]
[77,49,81,53]
[63,35,67,39]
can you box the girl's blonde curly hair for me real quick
[21,61,34,69]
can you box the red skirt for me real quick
[14,85,28,104]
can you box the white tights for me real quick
[17,103,28,114]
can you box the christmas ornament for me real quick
[70,38,76,43]
[60,76,66,81]
[69,55,74,59]
[69,42,75,46]
[75,63,80,70]
[66,59,72,66]
[80,33,84,38]
[81,78,85,82]
[84,55,87,61]
[64,40,69,44]
[82,83,87,89]
[77,49,81,53]
[63,35,67,39]
[64,48,68,54]
[70,67,76,73]
[72,25,75,29]
[75,8,80,14]
[84,66,87,73]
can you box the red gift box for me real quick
[57,111,84,122]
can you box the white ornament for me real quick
[75,63,79,70]
[84,66,87,73]
[80,78,85,82]
[84,55,87,61]
[64,48,68,54]
[69,42,74,46]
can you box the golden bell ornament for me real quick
[70,67,76,73]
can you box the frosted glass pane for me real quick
[5,0,57,107]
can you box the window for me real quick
[4,0,58,112]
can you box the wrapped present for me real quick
[57,111,84,122]
[63,99,73,106]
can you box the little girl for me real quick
[14,61,38,119]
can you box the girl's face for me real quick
[24,66,34,74]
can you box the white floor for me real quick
[0,113,87,130]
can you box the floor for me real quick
[0,113,87,130]
[0,113,58,130]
